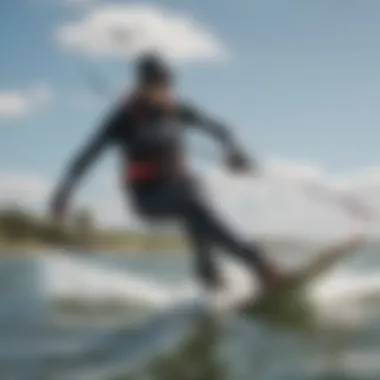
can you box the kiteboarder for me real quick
[50,52,283,291]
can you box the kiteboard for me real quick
[237,233,367,329]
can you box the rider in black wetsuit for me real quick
[51,53,282,291]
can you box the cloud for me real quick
[199,159,377,239]
[0,93,29,118]
[56,4,228,62]
[0,171,52,211]
[0,84,54,118]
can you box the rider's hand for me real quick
[225,150,252,174]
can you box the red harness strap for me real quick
[126,160,160,182]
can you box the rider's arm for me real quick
[53,107,124,199]
[180,103,243,153]
[180,103,257,172]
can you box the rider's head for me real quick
[135,52,173,101]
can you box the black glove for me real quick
[225,150,253,174]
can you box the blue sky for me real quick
[1,0,380,231]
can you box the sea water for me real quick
[1,244,380,380]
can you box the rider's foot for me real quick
[260,265,290,292]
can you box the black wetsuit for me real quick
[58,96,271,288]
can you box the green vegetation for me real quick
[0,206,187,253]
[0,207,324,255]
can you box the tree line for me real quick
[0,206,185,252]
[0,206,95,248]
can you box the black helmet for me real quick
[136,52,173,85]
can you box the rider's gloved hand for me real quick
[225,149,255,174]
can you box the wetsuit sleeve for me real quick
[55,107,123,198]
[180,103,240,152]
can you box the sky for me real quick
[1,0,380,238]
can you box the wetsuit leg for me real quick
[132,181,221,288]
[181,194,270,283]
[185,218,221,289]
[163,178,272,283]
[132,177,271,284]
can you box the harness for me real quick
[124,96,179,183]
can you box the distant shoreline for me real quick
[0,207,370,256]
[0,239,188,255]
[0,236,348,256]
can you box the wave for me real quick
[40,250,380,323]
[41,252,188,309]
[40,251,258,315]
